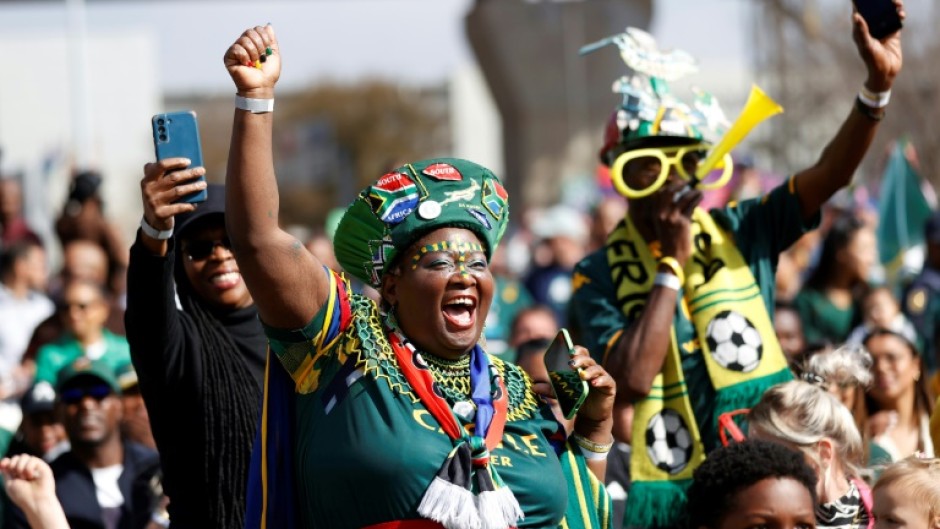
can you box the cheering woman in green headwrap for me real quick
[220,25,616,529]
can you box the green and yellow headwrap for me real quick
[334,158,509,288]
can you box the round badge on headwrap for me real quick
[334,158,509,288]
[417,201,442,220]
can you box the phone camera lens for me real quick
[158,126,166,133]
[156,118,165,126]
[159,134,167,142]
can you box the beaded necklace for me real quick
[422,352,473,405]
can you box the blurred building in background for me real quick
[0,27,159,256]
[0,0,767,246]
[467,0,652,210]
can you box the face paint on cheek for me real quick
[410,239,485,274]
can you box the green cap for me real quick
[334,158,509,288]
[56,358,121,395]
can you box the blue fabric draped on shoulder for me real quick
[245,348,297,529]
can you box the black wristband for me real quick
[855,96,885,122]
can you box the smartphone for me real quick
[152,110,207,204]
[543,329,589,420]
[853,0,902,40]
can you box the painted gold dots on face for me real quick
[411,240,485,278]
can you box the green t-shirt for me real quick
[484,275,535,362]
[793,288,860,344]
[569,181,816,451]
[265,271,569,529]
[34,330,131,384]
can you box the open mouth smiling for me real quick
[442,295,477,330]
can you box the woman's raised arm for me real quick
[223,24,330,328]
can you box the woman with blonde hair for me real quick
[872,456,940,528]
[749,380,872,529]
[803,344,873,434]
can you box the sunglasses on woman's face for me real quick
[184,237,232,261]
[60,384,113,404]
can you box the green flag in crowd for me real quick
[877,140,934,280]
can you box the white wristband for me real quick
[235,95,274,114]
[858,87,891,109]
[578,447,609,461]
[140,217,173,240]
[653,272,682,291]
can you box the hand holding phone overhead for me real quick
[853,0,903,40]
[139,111,209,245]
[152,110,207,204]
[849,0,904,95]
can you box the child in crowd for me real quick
[872,456,940,528]
[846,286,917,348]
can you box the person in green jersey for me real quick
[793,215,876,344]
[218,25,617,529]
[33,279,130,385]
[570,7,904,529]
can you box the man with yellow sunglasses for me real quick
[570,9,905,529]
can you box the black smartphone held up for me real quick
[853,0,902,40]
[543,329,589,420]
[152,110,207,204]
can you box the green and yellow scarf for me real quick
[560,443,613,529]
[607,208,791,529]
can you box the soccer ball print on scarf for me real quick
[705,310,764,373]
[645,408,694,474]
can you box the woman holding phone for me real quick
[223,25,616,529]
[125,182,267,529]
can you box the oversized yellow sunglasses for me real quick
[610,144,734,199]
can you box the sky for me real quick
[0,0,752,95]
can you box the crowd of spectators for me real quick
[0,7,937,529]
[0,145,937,528]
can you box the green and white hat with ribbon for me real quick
[581,27,731,159]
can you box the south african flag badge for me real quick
[368,172,420,224]
[482,179,508,220]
